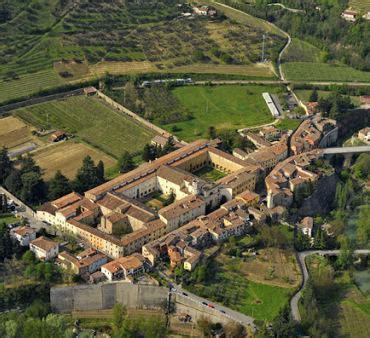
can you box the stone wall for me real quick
[51,282,168,313]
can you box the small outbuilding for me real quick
[49,130,67,142]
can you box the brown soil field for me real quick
[32,141,115,180]
[219,248,301,288]
[0,116,41,150]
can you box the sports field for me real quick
[163,85,280,141]
[32,141,115,180]
[14,96,157,158]
[283,62,370,82]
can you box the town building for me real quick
[57,248,108,277]
[298,217,314,238]
[358,127,370,144]
[11,226,36,246]
[101,253,147,281]
[30,236,59,260]
[290,116,337,155]
[37,140,259,259]
[265,150,321,208]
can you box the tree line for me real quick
[0,147,105,205]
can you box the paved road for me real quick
[267,3,305,13]
[158,271,255,328]
[0,186,47,232]
[322,145,370,155]
[291,249,370,321]
[172,286,255,329]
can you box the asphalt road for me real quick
[171,285,255,329]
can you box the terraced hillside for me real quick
[0,0,284,103]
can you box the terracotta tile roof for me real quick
[159,195,205,220]
[38,202,57,215]
[30,236,58,251]
[52,192,82,209]
[13,226,36,237]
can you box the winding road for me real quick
[290,250,370,321]
[267,3,305,14]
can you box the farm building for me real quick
[341,9,358,21]
[84,86,97,96]
[49,130,67,142]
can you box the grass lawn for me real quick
[0,214,19,225]
[14,96,157,158]
[295,89,361,106]
[276,118,301,131]
[163,85,281,141]
[283,62,370,82]
[282,38,323,63]
[194,166,226,182]
[143,192,173,211]
[187,248,297,321]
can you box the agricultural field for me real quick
[0,0,284,104]
[282,62,370,82]
[31,141,115,180]
[163,84,281,141]
[14,95,157,158]
[348,0,370,13]
[187,247,296,321]
[0,116,42,151]
[0,70,68,104]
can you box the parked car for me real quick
[182,292,188,296]
[208,304,215,309]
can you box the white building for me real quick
[30,236,59,260]
[11,226,36,246]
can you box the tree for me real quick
[0,147,12,184]
[295,230,311,251]
[48,171,72,200]
[352,153,370,180]
[20,171,47,204]
[270,306,298,338]
[207,126,217,140]
[124,81,139,111]
[96,160,105,183]
[4,169,22,196]
[336,235,353,270]
[356,206,370,247]
[113,303,126,331]
[74,156,99,192]
[313,227,327,249]
[309,88,318,102]
[161,136,175,155]
[0,223,13,262]
[118,151,135,173]
[142,144,157,162]
[224,322,245,338]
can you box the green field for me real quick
[163,85,280,141]
[349,0,369,13]
[0,214,19,226]
[14,96,157,158]
[295,89,361,106]
[0,70,68,104]
[282,38,323,63]
[283,62,370,82]
[187,252,294,321]
[276,118,301,131]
